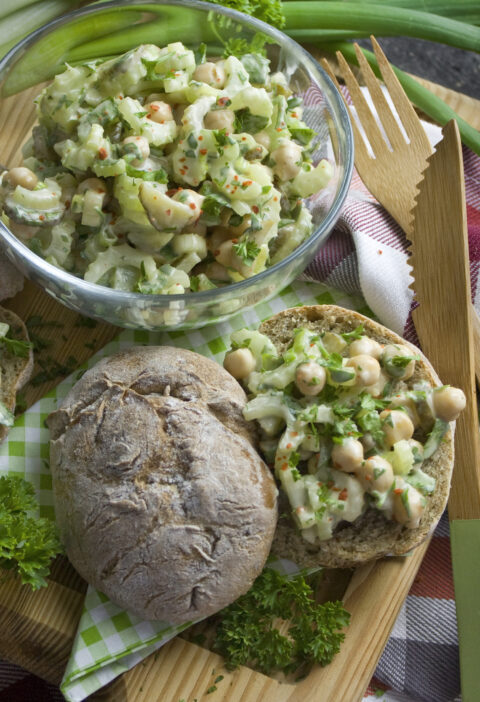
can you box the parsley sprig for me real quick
[0,475,62,590]
[213,567,350,676]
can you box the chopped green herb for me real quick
[233,238,260,266]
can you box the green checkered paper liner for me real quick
[0,280,368,701]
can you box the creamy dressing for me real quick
[225,326,454,543]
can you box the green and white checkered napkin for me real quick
[0,280,368,701]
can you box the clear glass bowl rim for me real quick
[0,0,354,305]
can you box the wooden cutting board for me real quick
[0,79,479,702]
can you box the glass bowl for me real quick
[0,0,353,331]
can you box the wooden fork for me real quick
[320,38,480,385]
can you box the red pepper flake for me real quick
[338,489,348,501]
[166,189,178,197]
[198,135,203,141]
[364,474,372,481]
[39,214,45,221]
[98,147,108,160]
[180,157,186,162]
[291,112,298,118]
[394,488,403,495]
[378,249,383,255]
[64,199,71,209]
[327,480,334,488]
[218,96,230,106]
[281,464,288,471]
[117,95,123,100]
[199,148,207,155]
[233,175,239,181]
[276,127,283,132]
[150,103,159,111]
[214,249,220,256]
[291,431,298,437]
[189,202,196,210]
[273,196,278,202]
[242,180,252,188]
[286,442,292,449]
[231,238,238,244]
[166,209,171,216]
[252,205,259,214]
[241,136,247,141]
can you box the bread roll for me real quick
[47,346,277,623]
[0,306,33,443]
[255,305,455,568]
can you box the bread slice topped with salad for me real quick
[0,307,33,442]
[223,305,465,568]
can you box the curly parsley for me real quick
[0,475,62,590]
[213,567,350,676]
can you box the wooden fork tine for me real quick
[370,36,431,149]
[320,58,372,165]
[333,51,388,158]
[352,43,406,150]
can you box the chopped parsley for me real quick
[233,238,261,266]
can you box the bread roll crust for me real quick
[259,305,454,568]
[48,346,278,623]
[0,306,33,443]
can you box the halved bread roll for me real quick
[240,305,456,568]
[0,306,33,443]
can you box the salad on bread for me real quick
[224,307,465,546]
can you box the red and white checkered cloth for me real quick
[1,122,477,702]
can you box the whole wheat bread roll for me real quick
[259,305,455,569]
[47,346,277,624]
[0,306,33,443]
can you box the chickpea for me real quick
[146,100,173,124]
[271,141,303,181]
[382,343,416,380]
[122,135,150,165]
[349,336,383,360]
[380,409,414,448]
[215,239,236,268]
[388,394,420,428]
[295,361,326,396]
[392,482,425,528]
[193,61,226,88]
[433,386,466,422]
[204,109,235,132]
[346,354,381,387]
[224,347,256,380]
[208,225,234,252]
[358,455,394,493]
[76,177,107,195]
[331,437,364,473]
[254,130,271,150]
[4,166,38,190]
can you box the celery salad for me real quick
[0,42,332,294]
[223,325,466,543]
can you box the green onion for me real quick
[283,2,480,52]
[0,0,80,58]
[0,0,47,22]
[317,40,480,156]
[293,0,480,24]
[1,7,144,96]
